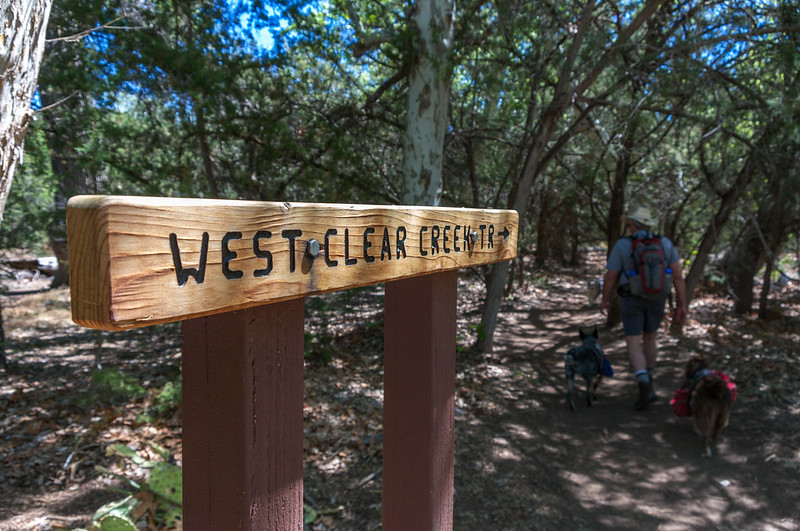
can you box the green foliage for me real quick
[90,442,182,530]
[153,379,181,417]
[88,441,318,529]
[148,462,183,506]
[92,498,139,531]
[89,368,147,402]
[10,0,799,318]
[304,503,319,525]
[0,121,56,249]
[137,375,182,424]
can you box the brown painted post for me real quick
[181,299,305,530]
[383,271,457,530]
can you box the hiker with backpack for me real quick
[600,205,688,411]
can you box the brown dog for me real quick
[685,354,734,458]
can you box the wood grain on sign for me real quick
[67,195,518,330]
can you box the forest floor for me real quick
[1,250,799,530]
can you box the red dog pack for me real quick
[670,370,737,417]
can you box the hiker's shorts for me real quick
[620,295,666,336]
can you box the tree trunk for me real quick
[38,88,95,288]
[758,261,773,319]
[196,104,221,197]
[477,0,667,352]
[401,0,454,206]
[726,171,798,315]
[683,140,761,303]
[0,0,53,365]
[0,0,54,222]
[533,185,551,268]
[603,127,631,328]
[0,299,5,371]
[725,220,763,314]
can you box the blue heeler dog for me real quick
[565,328,608,411]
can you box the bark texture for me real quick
[0,0,53,222]
[401,0,455,206]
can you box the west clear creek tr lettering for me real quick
[169,223,508,286]
[66,196,518,330]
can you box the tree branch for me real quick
[46,14,148,43]
[34,90,79,113]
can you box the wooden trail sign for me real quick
[67,195,518,530]
[67,195,518,330]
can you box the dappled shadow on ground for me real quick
[301,263,800,530]
[1,255,799,530]
[453,262,800,530]
[0,269,183,530]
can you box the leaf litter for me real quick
[1,253,799,529]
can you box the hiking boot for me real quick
[647,377,658,403]
[634,381,653,411]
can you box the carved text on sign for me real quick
[169,222,511,286]
[67,196,518,329]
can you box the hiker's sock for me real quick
[635,370,650,385]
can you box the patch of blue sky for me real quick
[609,0,638,27]
[32,30,118,111]
[648,1,782,75]
[233,3,285,55]
[229,0,329,57]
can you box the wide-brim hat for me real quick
[622,205,658,228]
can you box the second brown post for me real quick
[383,271,457,530]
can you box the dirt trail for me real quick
[455,274,800,530]
[1,261,799,530]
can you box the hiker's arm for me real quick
[670,260,688,323]
[600,269,619,314]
